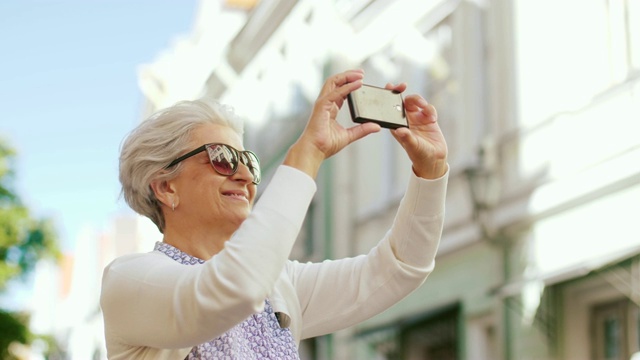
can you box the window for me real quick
[357,305,461,360]
[605,0,640,82]
[591,299,640,360]
[400,306,459,360]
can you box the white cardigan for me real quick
[100,165,448,359]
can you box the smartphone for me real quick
[347,84,408,129]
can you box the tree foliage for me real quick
[0,309,29,359]
[0,138,60,357]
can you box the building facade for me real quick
[138,0,640,359]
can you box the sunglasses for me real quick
[165,143,261,185]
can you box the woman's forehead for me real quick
[191,124,243,149]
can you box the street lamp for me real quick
[463,141,501,241]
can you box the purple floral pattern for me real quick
[154,242,299,359]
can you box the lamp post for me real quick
[464,141,517,359]
[463,142,502,242]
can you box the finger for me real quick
[320,70,364,96]
[318,69,364,99]
[391,127,415,147]
[391,127,424,160]
[347,122,381,143]
[404,95,437,123]
[404,94,429,111]
[384,82,407,93]
[337,78,363,98]
[342,69,365,82]
[319,79,362,111]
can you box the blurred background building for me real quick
[26,216,161,359]
[38,0,639,359]
[136,0,640,359]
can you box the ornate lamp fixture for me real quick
[463,140,501,241]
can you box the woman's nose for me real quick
[232,161,254,183]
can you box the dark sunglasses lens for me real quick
[207,145,238,175]
[243,152,261,184]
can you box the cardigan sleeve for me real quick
[100,165,316,350]
[288,169,448,339]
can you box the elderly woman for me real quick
[101,69,449,359]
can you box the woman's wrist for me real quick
[283,140,325,179]
[413,160,448,180]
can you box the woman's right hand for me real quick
[284,69,381,178]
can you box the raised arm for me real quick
[291,170,448,339]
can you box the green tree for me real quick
[0,138,60,359]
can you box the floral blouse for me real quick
[154,242,300,360]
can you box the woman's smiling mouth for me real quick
[222,190,248,201]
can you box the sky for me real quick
[0,0,198,251]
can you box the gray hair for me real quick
[119,98,245,233]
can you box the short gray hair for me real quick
[119,98,244,233]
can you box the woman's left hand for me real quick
[386,83,448,179]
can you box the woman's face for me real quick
[171,123,257,233]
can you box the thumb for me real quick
[391,127,416,149]
[347,122,381,143]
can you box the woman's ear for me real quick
[150,178,178,211]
